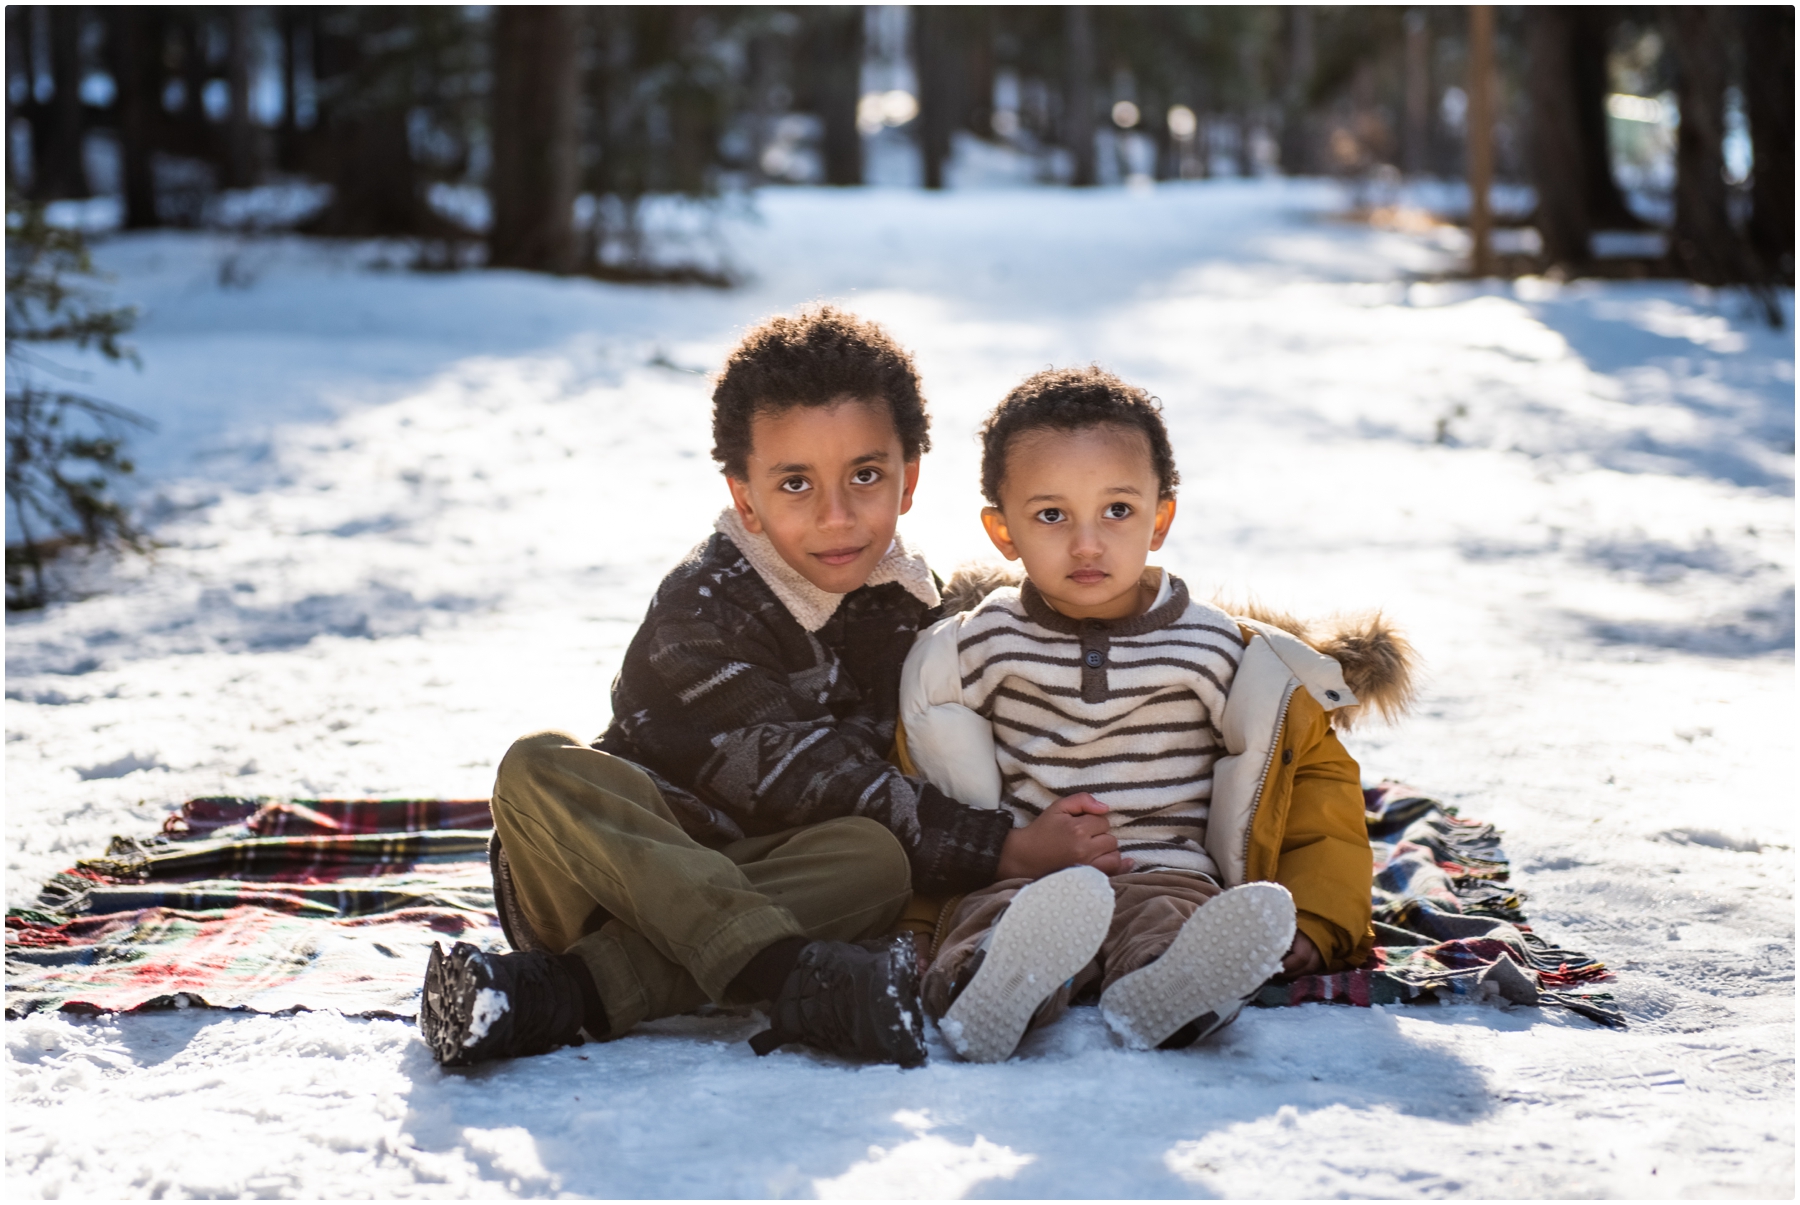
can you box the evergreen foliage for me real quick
[5,195,150,610]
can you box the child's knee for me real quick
[827,816,911,899]
[491,731,589,817]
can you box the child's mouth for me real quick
[1068,569,1107,585]
[813,546,866,567]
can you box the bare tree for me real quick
[1526,8,1590,267]
[1467,5,1496,276]
[1667,6,1738,284]
[914,7,956,190]
[1742,5,1794,281]
[107,7,159,228]
[1065,6,1097,186]
[1569,10,1641,230]
[226,8,255,188]
[1279,7,1317,175]
[1403,9,1429,175]
[489,6,581,272]
[39,6,89,199]
[801,8,863,187]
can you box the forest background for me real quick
[6,4,1792,281]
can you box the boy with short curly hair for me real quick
[900,365,1404,1062]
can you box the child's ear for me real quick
[898,458,920,516]
[1147,497,1176,552]
[980,507,1021,561]
[726,474,764,535]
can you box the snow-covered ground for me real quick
[7,179,1793,1198]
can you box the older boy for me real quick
[900,367,1397,1062]
[419,310,1126,1068]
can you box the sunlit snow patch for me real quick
[814,1109,1032,1200]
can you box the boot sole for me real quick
[1100,880,1294,1051]
[419,941,485,1067]
[881,934,929,1068]
[939,866,1114,1063]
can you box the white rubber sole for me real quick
[1099,881,1295,1051]
[938,866,1114,1064]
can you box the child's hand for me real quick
[1280,930,1323,978]
[996,793,1131,880]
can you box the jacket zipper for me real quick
[1240,680,1299,878]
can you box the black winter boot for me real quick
[420,941,586,1067]
[748,934,927,1067]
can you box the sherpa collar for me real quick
[714,507,941,632]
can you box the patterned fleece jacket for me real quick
[595,509,1016,895]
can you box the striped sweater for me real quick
[902,569,1245,877]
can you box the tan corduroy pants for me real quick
[920,871,1224,1029]
[490,731,912,1037]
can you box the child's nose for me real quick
[818,487,855,529]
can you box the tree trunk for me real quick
[1467,5,1496,276]
[1569,9,1641,229]
[1742,5,1794,280]
[278,7,301,172]
[489,6,582,273]
[914,7,955,190]
[40,5,89,199]
[108,7,159,228]
[225,7,255,188]
[303,12,429,238]
[1064,5,1096,186]
[1668,6,1742,284]
[805,8,863,186]
[180,14,213,160]
[5,6,30,190]
[1279,6,1316,175]
[1403,8,1429,175]
[1526,7,1590,267]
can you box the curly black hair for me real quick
[979,366,1179,506]
[710,306,931,478]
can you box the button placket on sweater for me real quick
[1079,622,1111,703]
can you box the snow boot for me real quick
[487,834,549,954]
[1099,880,1295,1051]
[939,865,1115,1064]
[747,934,927,1067]
[420,940,586,1067]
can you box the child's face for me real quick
[981,424,1175,621]
[727,397,920,595]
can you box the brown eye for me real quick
[1035,508,1065,524]
[779,477,811,494]
[850,467,881,485]
[1105,503,1133,519]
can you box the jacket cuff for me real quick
[911,784,1013,895]
[1294,910,1354,973]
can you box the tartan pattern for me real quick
[7,797,503,1019]
[1254,783,1624,1027]
[8,787,1623,1026]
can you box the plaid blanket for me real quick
[1254,783,1624,1027]
[8,785,1622,1027]
[6,797,503,1018]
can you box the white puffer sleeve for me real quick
[898,612,1004,811]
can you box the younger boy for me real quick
[899,367,1387,1062]
[418,310,1126,1068]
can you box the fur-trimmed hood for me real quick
[939,562,1419,730]
[1218,598,1417,729]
